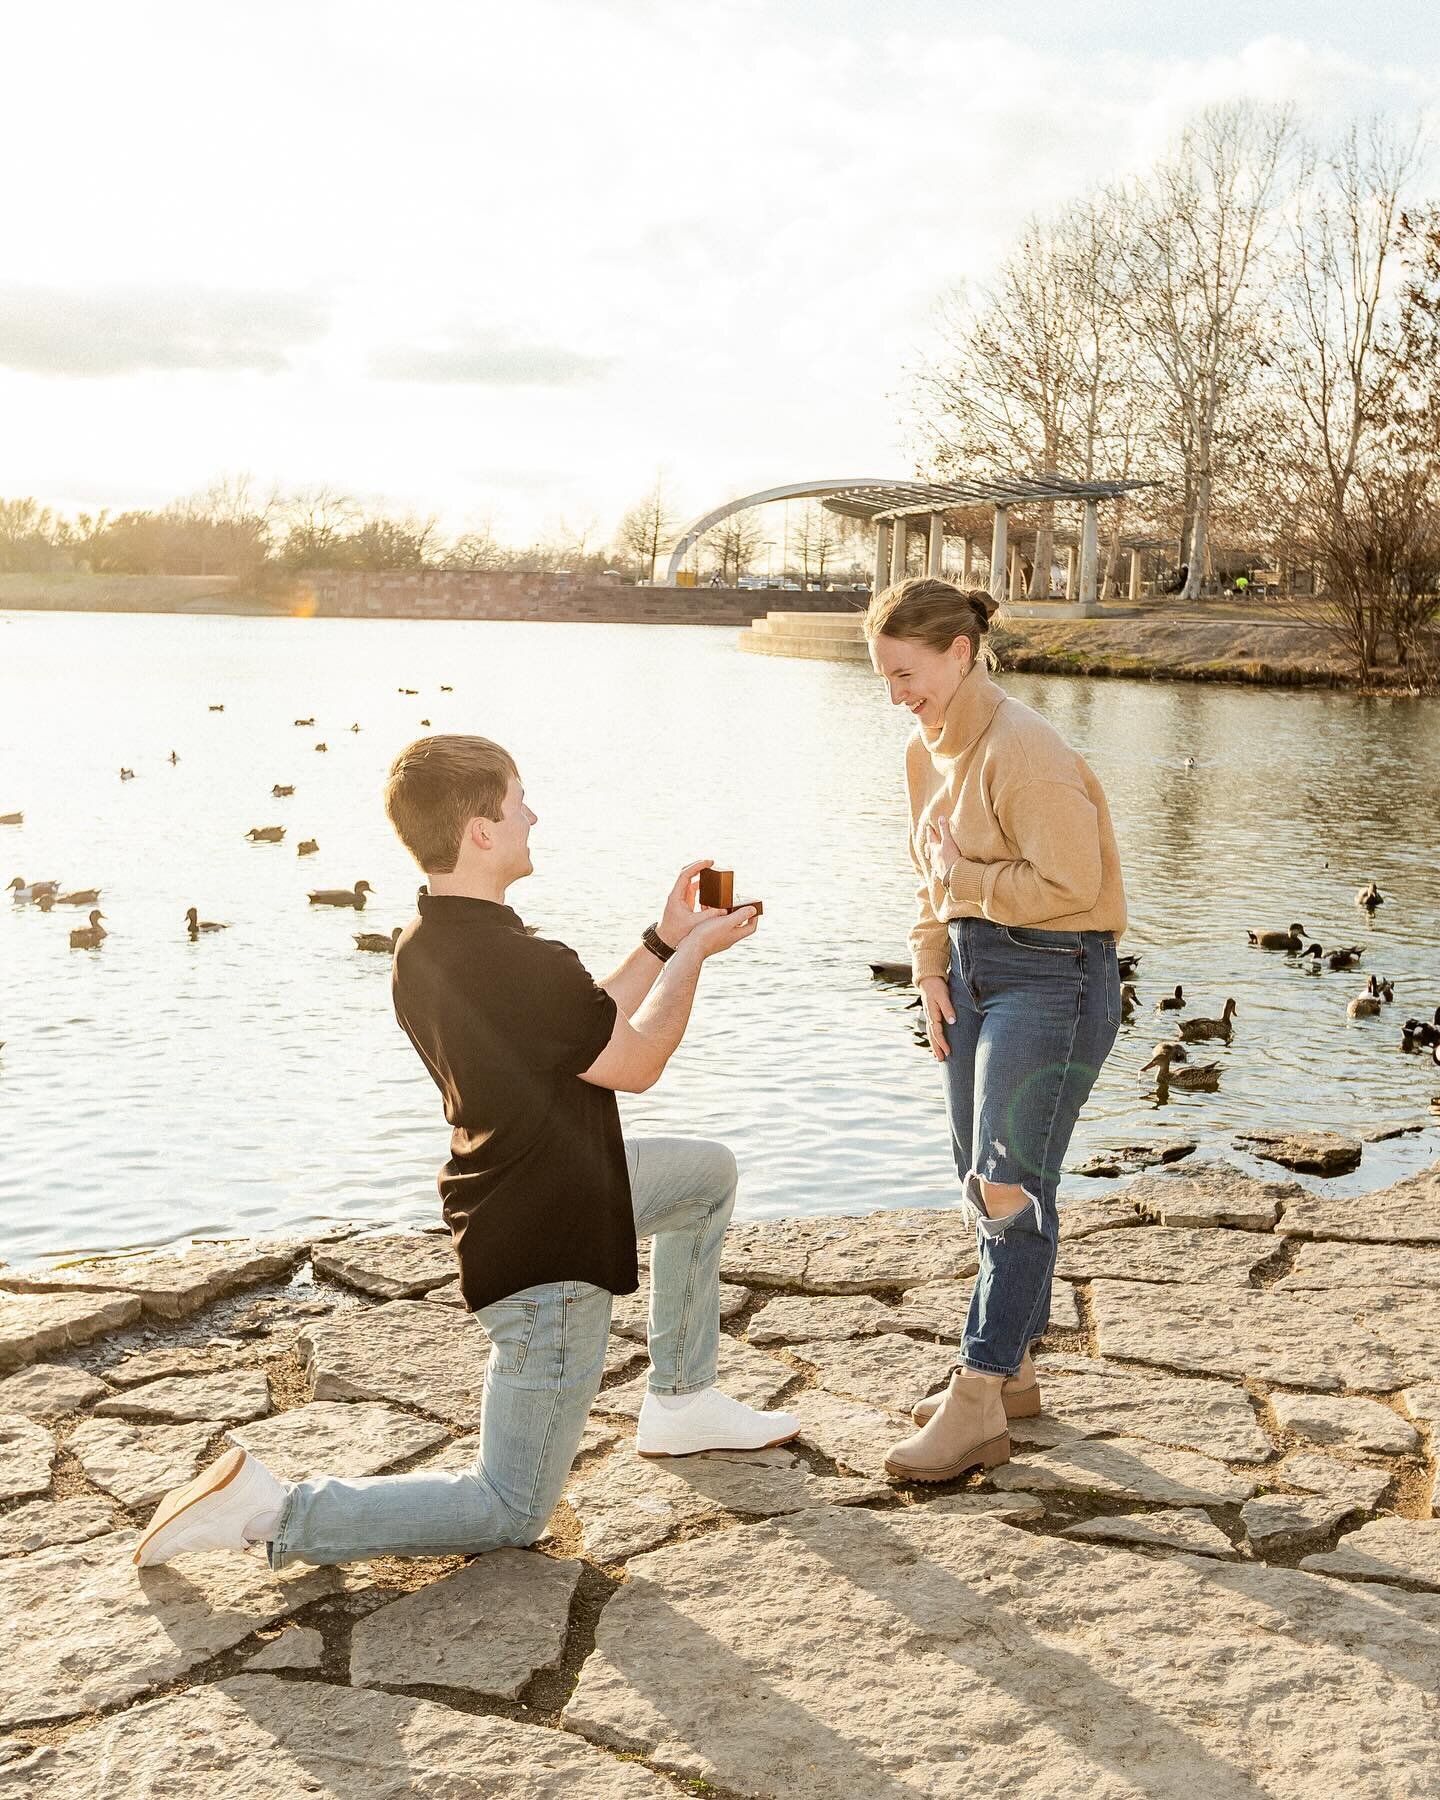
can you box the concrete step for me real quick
[737,627,870,663]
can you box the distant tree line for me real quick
[913,101,1440,682]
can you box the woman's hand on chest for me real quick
[925,817,961,884]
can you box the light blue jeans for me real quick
[940,918,1120,1378]
[267,1136,737,1570]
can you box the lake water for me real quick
[2,609,1438,1269]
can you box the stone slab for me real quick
[312,1230,458,1299]
[0,1238,304,1319]
[0,1290,141,1369]
[1404,1382,1440,1433]
[1271,1391,1420,1456]
[1274,1239,1440,1293]
[1069,1138,1197,1178]
[94,1368,272,1425]
[299,1298,489,1426]
[593,1336,795,1421]
[719,1216,830,1288]
[1277,1162,1440,1243]
[1064,1508,1239,1559]
[244,1625,325,1670]
[229,1400,449,1481]
[562,1507,1440,1799]
[1348,1291,1440,1387]
[611,1278,749,1342]
[1124,1159,1301,1231]
[1056,1225,1274,1286]
[1242,1495,1369,1550]
[993,1438,1256,1505]
[924,1491,1046,1523]
[105,1343,245,1386]
[1301,1519,1440,1590]
[1018,1355,1271,1463]
[1281,1453,1392,1511]
[350,1552,581,1699]
[0,1415,53,1503]
[801,1209,979,1292]
[0,1361,108,1416]
[785,1334,955,1415]
[0,1496,114,1557]
[567,1444,888,1563]
[747,1293,897,1345]
[1055,1191,1147,1239]
[1090,1279,1408,1391]
[789,1387,908,1480]
[0,1536,343,1728]
[68,1418,215,1510]
[1235,1129,1363,1175]
[0,1674,673,1796]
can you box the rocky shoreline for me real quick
[1,1157,1437,1796]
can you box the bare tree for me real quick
[276,486,361,568]
[1123,103,1296,598]
[700,508,766,585]
[790,502,845,585]
[618,476,676,583]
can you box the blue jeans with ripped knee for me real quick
[939,918,1121,1378]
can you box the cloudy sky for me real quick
[3,1,1438,546]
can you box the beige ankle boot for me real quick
[911,1350,1040,1427]
[884,1369,1010,1483]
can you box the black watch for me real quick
[642,922,676,963]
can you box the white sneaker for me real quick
[132,1446,289,1567]
[634,1386,802,1458]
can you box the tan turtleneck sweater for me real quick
[905,662,1127,982]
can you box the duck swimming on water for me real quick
[309,880,373,909]
[69,909,107,949]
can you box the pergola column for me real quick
[988,507,1008,606]
[1129,547,1143,601]
[872,521,891,592]
[1077,499,1100,610]
[1009,546,1024,601]
[1065,546,1078,598]
[927,512,944,577]
[960,536,973,585]
[889,518,907,586]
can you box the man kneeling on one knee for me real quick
[134,734,797,1570]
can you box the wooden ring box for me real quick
[699,868,763,917]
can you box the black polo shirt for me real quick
[391,887,637,1311]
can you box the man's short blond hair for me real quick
[384,735,519,873]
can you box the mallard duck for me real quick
[1378,978,1394,1003]
[272,784,295,798]
[294,717,315,727]
[168,750,179,764]
[208,703,224,712]
[314,742,328,753]
[119,767,135,780]
[1298,942,1325,966]
[1141,1042,1220,1090]
[0,812,21,826]
[399,687,418,695]
[246,826,285,844]
[419,718,431,727]
[355,926,402,954]
[1355,882,1384,912]
[1119,982,1139,1019]
[297,839,319,856]
[7,877,59,902]
[309,880,372,909]
[1117,954,1141,981]
[1325,945,1364,971]
[1177,997,1237,1042]
[1248,922,1307,951]
[868,960,911,985]
[55,889,102,906]
[349,722,361,732]
[69,909,107,949]
[439,684,453,692]
[185,907,228,934]
[1347,976,1382,1019]
[1155,985,1185,1013]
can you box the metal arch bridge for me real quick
[662,474,1149,587]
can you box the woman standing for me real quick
[866,578,1127,1483]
